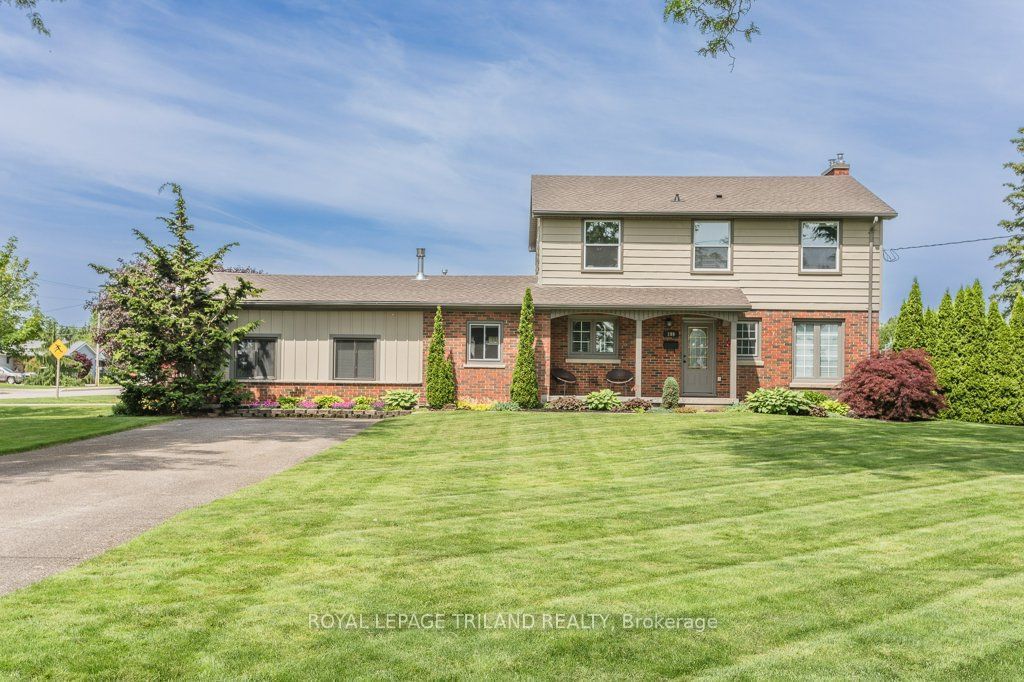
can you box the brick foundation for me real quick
[242,308,875,403]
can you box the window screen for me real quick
[335,338,376,380]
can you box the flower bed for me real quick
[223,406,410,419]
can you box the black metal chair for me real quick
[551,367,579,395]
[605,368,635,394]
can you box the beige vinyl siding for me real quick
[233,309,423,383]
[537,216,883,311]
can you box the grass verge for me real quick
[0,404,169,455]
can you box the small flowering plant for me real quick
[298,400,317,409]
[372,400,386,411]
[246,399,279,409]
[331,400,355,410]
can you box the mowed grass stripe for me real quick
[1,412,1022,679]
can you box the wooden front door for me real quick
[682,322,715,396]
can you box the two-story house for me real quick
[214,157,896,404]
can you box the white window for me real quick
[794,322,842,380]
[736,321,759,358]
[570,318,617,357]
[693,221,731,271]
[468,322,502,362]
[801,221,840,271]
[234,337,276,380]
[583,220,621,270]
[334,337,376,380]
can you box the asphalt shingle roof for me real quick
[530,174,897,247]
[210,273,750,310]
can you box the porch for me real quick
[543,309,743,404]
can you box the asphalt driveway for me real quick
[0,417,375,595]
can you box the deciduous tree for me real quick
[663,0,759,66]
[0,236,44,358]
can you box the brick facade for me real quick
[244,308,875,404]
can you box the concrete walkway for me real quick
[0,418,375,595]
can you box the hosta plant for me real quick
[313,395,343,409]
[585,389,623,411]
[744,387,812,415]
[820,399,850,416]
[383,390,419,410]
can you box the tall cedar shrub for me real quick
[510,288,540,408]
[662,376,680,409]
[425,306,456,407]
[922,307,938,353]
[942,282,988,421]
[891,278,925,350]
[1007,293,1024,423]
[981,299,1022,424]
[839,349,945,421]
[89,184,259,414]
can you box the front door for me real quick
[682,322,715,396]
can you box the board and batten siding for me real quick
[233,308,423,384]
[537,216,883,311]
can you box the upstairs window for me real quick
[234,337,276,380]
[570,318,617,357]
[334,337,377,380]
[468,322,502,362]
[693,221,731,271]
[736,321,759,358]
[583,220,621,270]
[801,221,840,271]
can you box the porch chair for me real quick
[605,368,634,394]
[550,367,578,396]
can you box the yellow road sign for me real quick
[49,340,68,360]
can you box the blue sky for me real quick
[2,0,1022,324]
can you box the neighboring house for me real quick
[213,157,896,404]
[68,341,106,369]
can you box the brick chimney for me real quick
[822,152,850,176]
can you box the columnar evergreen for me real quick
[509,288,540,408]
[891,278,925,351]
[425,306,456,408]
[90,184,259,414]
[891,280,1024,425]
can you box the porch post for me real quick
[634,317,642,397]
[729,319,738,402]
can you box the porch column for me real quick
[729,319,738,402]
[634,317,642,397]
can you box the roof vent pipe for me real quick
[414,247,427,280]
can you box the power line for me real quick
[883,235,1007,262]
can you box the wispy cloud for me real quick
[1,0,1023,322]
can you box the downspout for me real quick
[867,217,878,355]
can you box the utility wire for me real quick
[883,235,1007,262]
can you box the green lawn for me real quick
[1,412,1023,679]
[0,404,167,455]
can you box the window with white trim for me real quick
[736,321,759,358]
[794,322,842,380]
[693,221,731,271]
[583,220,621,270]
[467,322,502,362]
[569,318,617,357]
[234,337,276,380]
[334,337,376,380]
[800,221,840,271]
